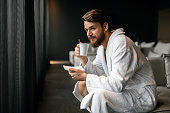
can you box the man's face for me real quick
[84,21,105,48]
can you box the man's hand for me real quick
[75,43,85,59]
[74,44,88,67]
[68,68,87,81]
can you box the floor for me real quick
[37,63,89,113]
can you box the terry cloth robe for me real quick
[73,28,157,113]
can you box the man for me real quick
[68,9,157,113]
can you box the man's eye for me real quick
[91,27,96,30]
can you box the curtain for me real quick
[0,0,48,113]
[0,0,8,113]
[34,0,46,100]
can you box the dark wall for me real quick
[48,0,169,60]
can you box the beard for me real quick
[90,31,105,48]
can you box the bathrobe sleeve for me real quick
[84,46,105,76]
[86,42,138,93]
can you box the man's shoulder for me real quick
[110,34,127,47]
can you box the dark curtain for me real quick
[34,0,46,100]
[0,0,8,113]
[0,0,48,113]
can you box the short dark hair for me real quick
[82,9,114,31]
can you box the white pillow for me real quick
[148,50,161,57]
[140,42,155,48]
[154,41,170,55]
[88,44,98,53]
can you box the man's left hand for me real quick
[68,68,87,81]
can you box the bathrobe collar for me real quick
[101,28,125,76]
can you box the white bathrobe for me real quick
[73,28,157,113]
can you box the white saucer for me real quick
[63,65,84,71]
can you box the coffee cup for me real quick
[79,43,89,56]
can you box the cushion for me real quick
[152,86,170,112]
[134,41,140,47]
[147,57,166,86]
[140,42,155,48]
[69,51,75,65]
[141,47,154,57]
[73,54,96,66]
[163,54,170,88]
[153,41,170,55]
[73,56,81,66]
[148,50,162,57]
[139,42,155,56]
[88,44,98,53]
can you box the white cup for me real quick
[79,43,89,56]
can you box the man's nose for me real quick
[87,30,92,37]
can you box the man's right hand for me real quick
[74,44,88,67]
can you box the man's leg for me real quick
[78,81,92,111]
[78,81,88,97]
[90,89,133,113]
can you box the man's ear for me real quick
[103,22,109,31]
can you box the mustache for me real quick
[88,36,95,39]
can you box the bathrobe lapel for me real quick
[104,28,125,76]
[106,42,111,76]
[101,46,109,76]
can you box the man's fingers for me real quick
[75,47,79,51]
[75,46,80,57]
[75,51,80,55]
[69,72,78,81]
[76,44,80,48]
[69,68,79,72]
[72,76,76,80]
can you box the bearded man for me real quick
[68,9,157,113]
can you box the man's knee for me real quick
[78,81,86,88]
[93,89,106,99]
[78,81,88,97]
[91,89,110,113]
